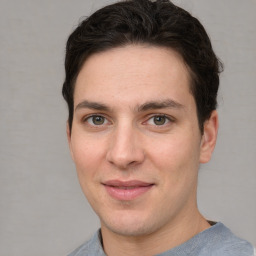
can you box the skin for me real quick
[67,45,218,256]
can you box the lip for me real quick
[103,180,154,201]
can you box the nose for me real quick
[106,123,145,169]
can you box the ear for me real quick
[66,122,74,161]
[200,110,219,163]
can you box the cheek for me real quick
[151,136,200,209]
[71,137,104,180]
[153,135,199,163]
[70,138,105,207]
[148,133,201,182]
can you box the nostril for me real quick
[106,150,145,169]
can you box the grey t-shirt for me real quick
[68,222,254,256]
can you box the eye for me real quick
[147,115,171,126]
[86,115,108,126]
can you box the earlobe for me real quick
[199,110,219,163]
[66,122,74,161]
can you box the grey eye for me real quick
[92,116,105,125]
[153,116,167,125]
[86,115,107,126]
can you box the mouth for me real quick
[102,180,154,201]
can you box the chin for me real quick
[101,212,160,237]
[106,223,152,237]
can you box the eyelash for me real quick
[82,114,174,127]
[83,115,111,126]
[146,114,173,126]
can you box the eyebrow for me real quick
[75,100,110,112]
[137,99,184,112]
[75,99,184,112]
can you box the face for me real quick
[68,45,217,238]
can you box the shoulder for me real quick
[68,240,91,256]
[67,230,105,256]
[212,240,254,256]
[200,223,254,256]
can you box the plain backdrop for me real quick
[0,0,255,255]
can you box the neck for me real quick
[101,210,211,256]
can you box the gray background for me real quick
[0,0,255,255]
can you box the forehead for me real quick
[74,45,193,108]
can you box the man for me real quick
[62,0,254,255]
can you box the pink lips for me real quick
[103,180,154,201]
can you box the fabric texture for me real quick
[68,222,254,256]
